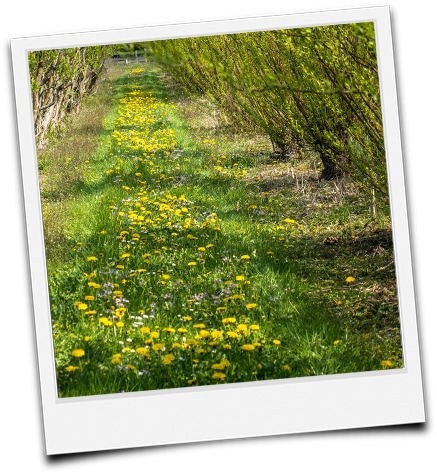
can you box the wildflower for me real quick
[162,274,171,280]
[84,295,95,301]
[111,354,122,364]
[333,340,342,345]
[136,347,149,356]
[284,218,298,225]
[178,328,188,334]
[71,349,85,358]
[163,327,176,333]
[65,365,79,372]
[152,343,164,351]
[87,256,97,262]
[162,354,175,365]
[245,303,257,310]
[381,360,394,368]
[199,330,211,338]
[150,331,159,339]
[188,261,197,266]
[240,255,250,260]
[83,336,91,342]
[222,317,236,324]
[212,372,226,381]
[235,275,245,281]
[140,326,150,334]
[116,321,124,328]
[193,323,206,329]
[76,303,88,311]
[242,344,255,351]
[272,339,281,345]
[345,276,355,283]
[249,324,260,331]
[211,330,223,339]
[121,253,130,259]
[186,338,200,346]
[115,308,126,318]
[87,282,101,289]
[211,360,230,370]
[99,317,112,326]
[226,331,239,339]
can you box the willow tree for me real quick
[28,45,112,148]
[148,22,386,197]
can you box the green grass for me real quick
[38,61,403,398]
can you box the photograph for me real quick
[9,4,426,457]
[30,22,403,398]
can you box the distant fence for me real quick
[111,50,147,64]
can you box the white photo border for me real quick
[11,5,425,455]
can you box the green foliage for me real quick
[148,22,387,204]
[28,45,113,148]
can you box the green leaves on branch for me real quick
[29,45,112,148]
[148,22,387,202]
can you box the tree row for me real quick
[146,23,387,202]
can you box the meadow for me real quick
[37,62,403,397]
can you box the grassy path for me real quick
[40,62,402,397]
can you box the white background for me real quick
[1,1,433,472]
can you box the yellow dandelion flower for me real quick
[71,349,85,358]
[187,261,197,266]
[115,308,127,318]
[162,354,175,365]
[245,303,257,310]
[345,276,355,283]
[240,255,250,260]
[222,317,236,324]
[212,372,226,381]
[99,317,112,326]
[87,256,97,262]
[226,331,239,339]
[242,344,255,351]
[381,360,394,368]
[152,343,164,351]
[111,354,122,364]
[65,365,79,372]
[272,339,281,345]
[211,360,230,370]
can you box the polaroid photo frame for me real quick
[11,5,425,455]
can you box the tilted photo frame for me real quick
[11,5,425,455]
